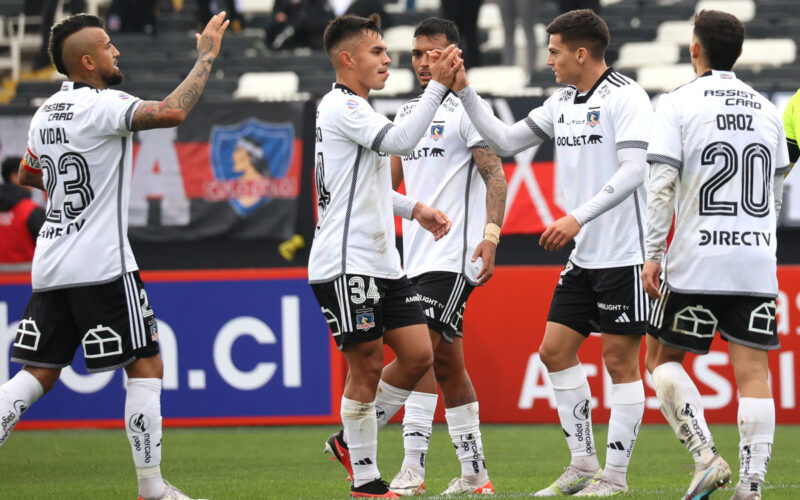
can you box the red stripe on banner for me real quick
[0,269,310,285]
[16,415,340,431]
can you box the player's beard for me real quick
[103,68,124,87]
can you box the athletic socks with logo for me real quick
[603,380,645,485]
[0,370,43,446]
[737,397,774,489]
[125,378,165,499]
[548,364,600,472]
[652,362,717,464]
[445,401,487,477]
[401,391,437,472]
[374,379,412,428]
[341,396,380,488]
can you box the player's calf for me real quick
[0,369,44,447]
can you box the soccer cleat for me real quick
[440,471,494,495]
[573,476,629,497]
[389,465,426,496]
[683,455,731,500]
[137,481,207,500]
[351,478,400,498]
[534,465,601,497]
[728,482,761,500]
[324,429,354,481]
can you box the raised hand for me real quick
[196,11,230,60]
[429,44,463,89]
[453,64,469,92]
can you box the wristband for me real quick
[483,222,501,245]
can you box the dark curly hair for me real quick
[48,14,104,76]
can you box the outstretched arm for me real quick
[471,145,507,284]
[131,12,229,130]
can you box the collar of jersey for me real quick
[333,82,358,96]
[573,67,614,104]
[703,70,735,79]
[61,81,97,91]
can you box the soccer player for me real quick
[0,12,229,500]
[385,17,506,496]
[310,14,462,498]
[642,10,790,500]
[447,9,654,496]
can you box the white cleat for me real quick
[729,482,761,500]
[137,481,208,500]
[441,471,495,495]
[534,465,601,497]
[573,476,629,497]
[684,455,731,500]
[389,465,426,496]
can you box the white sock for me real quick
[375,379,412,428]
[604,381,645,485]
[445,402,487,478]
[401,391,437,472]
[652,362,717,464]
[0,370,43,447]
[737,397,774,488]
[341,396,380,487]
[125,378,165,499]
[548,364,599,472]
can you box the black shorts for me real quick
[311,274,427,350]
[411,272,475,343]
[648,287,780,354]
[12,272,160,373]
[547,260,649,336]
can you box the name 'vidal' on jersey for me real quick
[24,81,141,291]
[647,71,791,296]
[308,84,404,283]
[397,92,487,284]
[527,68,653,269]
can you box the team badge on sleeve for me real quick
[346,99,359,110]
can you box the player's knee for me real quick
[25,367,61,394]
[538,344,564,371]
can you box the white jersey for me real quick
[647,70,791,296]
[308,84,403,283]
[23,81,142,291]
[397,92,487,283]
[527,69,653,268]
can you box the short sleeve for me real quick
[647,92,683,170]
[610,85,653,150]
[525,94,556,141]
[460,102,489,148]
[93,90,141,136]
[333,96,394,151]
[23,120,41,173]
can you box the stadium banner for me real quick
[0,100,310,242]
[1,266,799,428]
[1,269,343,429]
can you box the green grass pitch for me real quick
[1,424,799,499]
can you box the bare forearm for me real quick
[473,146,506,226]
[18,167,44,191]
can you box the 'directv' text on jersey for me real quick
[648,70,791,297]
[527,68,653,268]
[308,83,403,283]
[397,91,487,284]
[23,81,141,291]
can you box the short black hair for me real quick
[414,17,459,46]
[48,13,104,76]
[693,10,744,71]
[2,156,21,183]
[323,14,383,56]
[546,9,610,61]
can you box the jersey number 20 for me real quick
[699,141,771,218]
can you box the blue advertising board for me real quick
[0,270,334,425]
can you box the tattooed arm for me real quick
[131,12,229,131]
[471,144,507,284]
